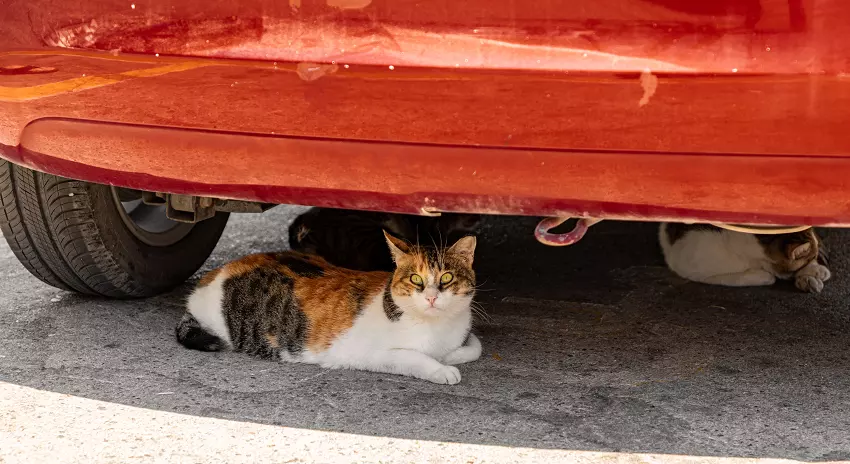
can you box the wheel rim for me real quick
[111,187,194,247]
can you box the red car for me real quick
[1,0,847,297]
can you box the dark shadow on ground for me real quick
[1,208,849,461]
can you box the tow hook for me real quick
[534,217,602,246]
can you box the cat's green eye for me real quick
[440,272,454,284]
[410,274,424,286]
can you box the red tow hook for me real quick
[534,217,602,246]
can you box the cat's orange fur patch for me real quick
[289,252,333,268]
[224,252,336,280]
[225,254,278,278]
[264,333,280,349]
[197,268,222,287]
[294,270,388,351]
[391,255,437,297]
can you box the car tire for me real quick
[0,161,229,298]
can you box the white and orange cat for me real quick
[659,223,831,292]
[176,232,481,384]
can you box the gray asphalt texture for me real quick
[2,206,850,461]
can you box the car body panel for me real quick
[2,0,849,224]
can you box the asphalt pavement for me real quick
[2,206,850,463]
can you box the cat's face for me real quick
[384,232,476,317]
[758,228,820,277]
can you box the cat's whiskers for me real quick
[470,279,491,291]
[469,301,492,324]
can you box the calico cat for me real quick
[289,207,481,271]
[659,223,831,292]
[176,232,481,384]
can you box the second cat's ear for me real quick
[448,235,476,267]
[788,242,813,260]
[383,230,411,262]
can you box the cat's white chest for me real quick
[313,296,471,366]
[389,313,471,358]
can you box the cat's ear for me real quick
[788,242,812,260]
[448,235,476,267]
[383,230,411,262]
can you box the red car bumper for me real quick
[2,0,849,224]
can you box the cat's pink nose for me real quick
[426,296,437,307]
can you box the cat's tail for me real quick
[175,313,225,352]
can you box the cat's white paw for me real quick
[811,264,831,282]
[795,275,824,293]
[427,365,461,385]
[797,262,831,280]
[795,263,831,293]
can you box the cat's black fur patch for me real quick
[222,268,308,357]
[383,281,402,321]
[289,209,399,271]
[175,314,225,352]
[271,253,325,277]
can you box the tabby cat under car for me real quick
[176,232,481,384]
[659,223,831,292]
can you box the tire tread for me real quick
[0,160,227,298]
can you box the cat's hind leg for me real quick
[442,333,482,365]
[699,269,776,287]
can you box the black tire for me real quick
[0,161,229,298]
